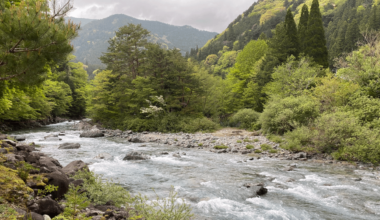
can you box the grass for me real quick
[246,145,254,149]
[237,140,242,143]
[254,150,262,153]
[198,143,203,147]
[267,134,283,143]
[254,139,259,142]
[261,144,272,151]
[214,145,228,149]
[244,139,253,143]
[174,139,178,142]
[269,149,278,154]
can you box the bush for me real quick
[237,140,242,143]
[261,144,272,151]
[267,134,283,143]
[181,117,220,133]
[259,95,320,135]
[253,139,259,142]
[73,170,133,207]
[283,126,314,152]
[229,109,260,130]
[243,138,252,142]
[269,149,278,154]
[246,145,254,149]
[214,145,228,149]
[254,150,262,153]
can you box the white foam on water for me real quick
[320,184,360,191]
[200,181,219,189]
[299,174,327,184]
[151,156,191,166]
[197,198,259,219]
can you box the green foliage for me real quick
[254,150,262,153]
[0,0,78,95]
[214,145,228,149]
[133,187,193,220]
[298,4,309,53]
[16,161,39,183]
[259,95,320,134]
[305,0,329,67]
[246,145,254,149]
[229,109,260,129]
[267,135,283,143]
[72,170,132,207]
[284,8,300,58]
[38,185,59,197]
[243,138,253,143]
[261,144,272,151]
[237,140,242,143]
[269,149,278,154]
[254,139,259,142]
[264,56,324,98]
[55,185,91,220]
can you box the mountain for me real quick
[69,14,218,65]
[196,0,371,63]
[66,17,96,27]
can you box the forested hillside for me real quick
[190,0,377,67]
[70,14,218,65]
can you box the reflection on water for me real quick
[12,121,380,220]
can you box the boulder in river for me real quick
[243,183,268,196]
[58,143,81,149]
[123,151,150,160]
[13,135,26,141]
[80,129,104,138]
[62,160,89,176]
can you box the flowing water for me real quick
[11,121,380,220]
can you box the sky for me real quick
[68,0,256,33]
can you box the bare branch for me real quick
[49,0,75,19]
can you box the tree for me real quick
[298,4,309,53]
[100,24,149,79]
[259,32,267,41]
[284,8,300,58]
[0,0,78,95]
[305,0,329,68]
[345,19,360,52]
[369,5,380,31]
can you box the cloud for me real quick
[68,0,256,33]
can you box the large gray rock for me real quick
[23,212,44,220]
[123,152,150,160]
[62,160,89,176]
[46,171,69,200]
[80,130,104,138]
[27,197,63,218]
[14,135,26,141]
[39,156,63,173]
[58,143,81,149]
[129,137,143,143]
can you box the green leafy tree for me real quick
[298,4,309,54]
[0,0,78,95]
[305,0,329,67]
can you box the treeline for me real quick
[0,0,88,124]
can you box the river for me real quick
[10,121,380,220]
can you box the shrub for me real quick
[246,145,254,149]
[73,170,133,207]
[261,144,272,151]
[214,145,228,149]
[16,161,39,183]
[244,138,252,142]
[267,135,283,143]
[181,117,220,133]
[229,109,260,130]
[259,95,320,135]
[55,185,91,220]
[254,150,262,153]
[283,126,315,152]
[269,149,278,154]
[198,143,203,146]
[253,139,259,142]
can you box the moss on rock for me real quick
[0,165,34,208]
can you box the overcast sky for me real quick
[68,0,256,33]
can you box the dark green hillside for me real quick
[71,14,218,65]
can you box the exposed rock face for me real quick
[27,197,63,218]
[58,143,81,149]
[123,152,150,160]
[80,129,104,138]
[46,171,69,200]
[62,160,89,176]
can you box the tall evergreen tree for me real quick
[369,5,380,31]
[345,19,361,52]
[305,0,329,67]
[285,8,300,58]
[329,21,348,62]
[298,4,309,54]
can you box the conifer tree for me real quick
[345,19,360,52]
[284,8,300,58]
[329,21,347,61]
[369,5,380,31]
[298,4,309,54]
[305,0,329,67]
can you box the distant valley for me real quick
[67,15,218,65]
